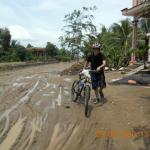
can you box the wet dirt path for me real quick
[0,63,149,150]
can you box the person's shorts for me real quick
[90,73,106,90]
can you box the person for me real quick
[83,42,106,104]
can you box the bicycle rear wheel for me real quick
[84,85,91,117]
[71,80,79,102]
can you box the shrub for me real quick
[56,55,71,62]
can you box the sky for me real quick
[0,0,132,47]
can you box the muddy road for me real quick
[0,62,149,150]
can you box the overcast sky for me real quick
[0,0,132,47]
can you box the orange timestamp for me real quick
[96,130,150,139]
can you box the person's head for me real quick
[92,43,101,56]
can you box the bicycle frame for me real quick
[71,70,92,117]
[76,74,91,99]
[73,69,99,102]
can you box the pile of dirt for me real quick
[60,62,84,76]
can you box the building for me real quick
[121,0,150,63]
[26,48,47,58]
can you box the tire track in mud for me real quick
[47,123,80,150]
[46,96,86,150]
[0,71,74,150]
[0,74,43,149]
[44,75,83,150]
[1,72,115,150]
[16,78,51,149]
[103,137,117,150]
[0,70,119,150]
[0,62,76,149]
[0,80,40,146]
[0,117,26,150]
[18,115,43,150]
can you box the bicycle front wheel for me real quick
[84,85,91,117]
[71,80,79,102]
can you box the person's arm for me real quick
[97,60,106,71]
[83,55,91,69]
[83,60,89,69]
[97,53,106,71]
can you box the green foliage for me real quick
[129,48,139,54]
[0,50,12,62]
[0,27,72,63]
[46,42,59,57]
[0,16,150,65]
[0,28,11,50]
[26,43,33,48]
[84,18,150,68]
[98,19,132,68]
[56,48,72,62]
[56,55,71,62]
[58,48,72,56]
[9,44,27,61]
[59,6,97,58]
[0,28,11,62]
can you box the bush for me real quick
[0,50,12,62]
[25,51,33,61]
[56,55,71,62]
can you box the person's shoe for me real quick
[93,98,100,104]
[100,90,104,99]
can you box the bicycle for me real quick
[71,69,98,117]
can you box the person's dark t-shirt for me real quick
[87,52,105,75]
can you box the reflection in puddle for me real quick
[36,101,41,106]
[64,78,71,82]
[20,80,39,103]
[64,91,69,96]
[40,78,57,90]
[64,87,69,90]
[13,83,25,88]
[15,74,37,82]
[50,91,55,94]
[24,74,37,79]
[16,76,24,82]
[56,87,62,106]
[43,94,51,97]
[53,84,57,89]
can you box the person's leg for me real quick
[91,74,100,103]
[94,87,99,99]
[98,75,105,100]
[93,87,100,103]
[99,88,104,99]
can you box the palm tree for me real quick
[110,19,132,57]
[99,19,132,68]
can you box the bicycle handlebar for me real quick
[89,70,100,73]
[79,69,100,78]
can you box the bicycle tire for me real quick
[71,80,79,102]
[84,85,91,117]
